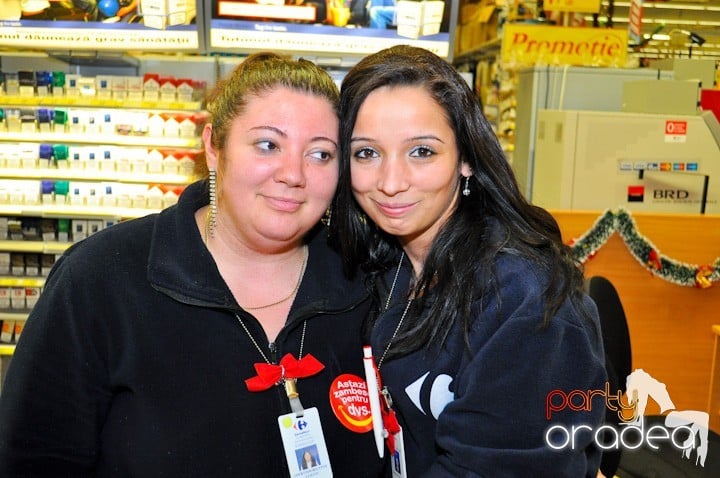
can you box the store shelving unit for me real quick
[0,19,213,393]
[453,37,501,66]
[0,168,192,186]
[454,37,516,162]
[0,131,200,149]
[0,91,204,360]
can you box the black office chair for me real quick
[586,275,720,478]
[586,275,632,478]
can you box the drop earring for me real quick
[207,168,217,240]
[321,207,332,227]
[462,175,471,197]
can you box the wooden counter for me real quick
[551,210,720,431]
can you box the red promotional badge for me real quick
[329,374,373,433]
[665,120,687,135]
[665,120,688,143]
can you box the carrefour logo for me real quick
[294,418,308,431]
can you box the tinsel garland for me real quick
[568,208,720,288]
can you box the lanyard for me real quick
[236,315,323,417]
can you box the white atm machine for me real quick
[531,109,720,214]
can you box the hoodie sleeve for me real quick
[423,264,607,477]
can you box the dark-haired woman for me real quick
[332,45,607,477]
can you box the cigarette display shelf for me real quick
[0,289,42,358]
[0,98,202,222]
[1,311,36,357]
[1,168,193,186]
[0,96,203,365]
[0,95,203,112]
[0,205,163,220]
[0,277,44,289]
[0,97,206,147]
[0,345,13,392]
[0,240,70,255]
[0,131,201,150]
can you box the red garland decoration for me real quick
[566,209,718,287]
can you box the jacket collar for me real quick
[147,180,233,307]
[147,180,369,314]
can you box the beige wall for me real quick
[551,210,720,431]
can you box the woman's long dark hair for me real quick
[331,45,586,358]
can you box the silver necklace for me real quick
[234,314,308,362]
[377,252,413,368]
[203,210,308,311]
[236,315,310,416]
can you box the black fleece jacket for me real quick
[0,180,385,478]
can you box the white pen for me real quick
[363,345,384,458]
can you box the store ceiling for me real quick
[600,0,720,59]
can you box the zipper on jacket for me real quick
[269,341,278,363]
[268,340,293,418]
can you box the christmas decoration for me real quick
[568,208,720,288]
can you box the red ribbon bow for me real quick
[383,407,401,455]
[375,375,402,456]
[245,353,324,392]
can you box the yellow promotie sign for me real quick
[501,24,628,67]
[544,0,601,13]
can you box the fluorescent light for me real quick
[645,34,670,41]
[610,1,720,12]
[599,16,720,27]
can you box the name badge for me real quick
[278,407,333,477]
[391,427,407,478]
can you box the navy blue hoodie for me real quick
[371,251,607,477]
